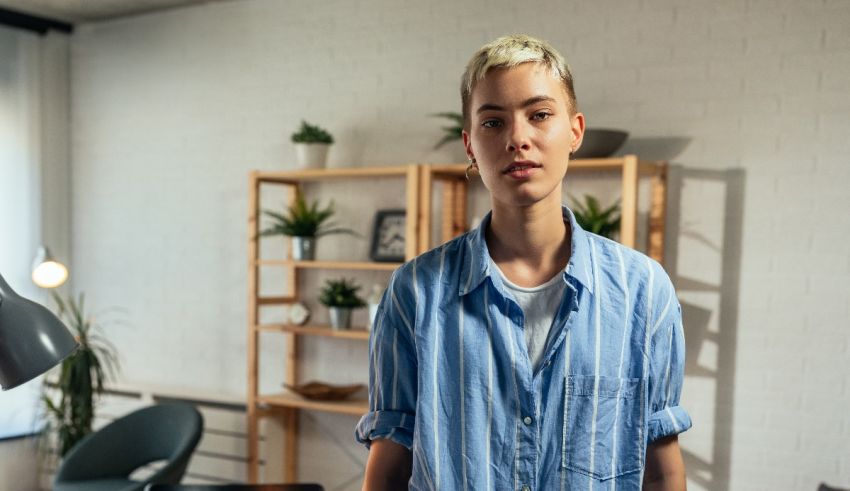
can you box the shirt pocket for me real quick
[562,375,643,481]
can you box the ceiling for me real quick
[0,0,222,23]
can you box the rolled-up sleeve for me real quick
[647,299,692,443]
[355,268,418,449]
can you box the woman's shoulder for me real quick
[585,232,674,292]
[393,231,471,281]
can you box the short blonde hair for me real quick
[460,34,577,129]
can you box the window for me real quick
[0,24,46,439]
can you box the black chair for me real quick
[54,402,204,491]
[146,485,324,491]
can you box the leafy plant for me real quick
[291,120,334,144]
[259,194,357,238]
[431,111,464,149]
[319,278,366,309]
[42,292,119,457]
[569,194,621,239]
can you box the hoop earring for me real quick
[465,158,477,181]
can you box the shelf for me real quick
[257,391,368,416]
[254,165,414,184]
[257,296,295,305]
[257,324,371,340]
[254,259,401,271]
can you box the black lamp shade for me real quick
[0,273,78,391]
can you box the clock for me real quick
[370,210,406,262]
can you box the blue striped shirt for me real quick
[356,206,691,490]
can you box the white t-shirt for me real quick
[491,259,566,372]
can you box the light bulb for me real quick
[32,260,68,288]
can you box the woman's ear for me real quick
[462,129,475,162]
[570,112,586,154]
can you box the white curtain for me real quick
[0,24,50,439]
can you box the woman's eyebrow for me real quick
[476,95,557,114]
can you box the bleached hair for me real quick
[460,34,577,128]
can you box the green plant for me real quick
[291,120,334,144]
[259,194,356,238]
[569,194,621,239]
[431,111,464,149]
[319,278,366,308]
[42,292,118,457]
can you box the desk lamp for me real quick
[0,271,78,391]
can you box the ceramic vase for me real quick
[328,307,352,330]
[294,143,330,169]
[291,236,315,260]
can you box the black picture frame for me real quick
[369,209,406,263]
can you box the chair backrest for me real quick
[55,402,204,484]
[818,485,850,491]
[145,485,324,491]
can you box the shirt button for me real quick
[523,416,533,426]
[543,359,551,368]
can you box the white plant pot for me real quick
[329,307,352,330]
[294,143,330,169]
[291,236,315,260]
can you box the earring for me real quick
[465,158,477,181]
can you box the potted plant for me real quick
[318,278,366,330]
[291,120,334,169]
[430,111,464,150]
[569,194,621,240]
[41,292,119,458]
[259,193,357,260]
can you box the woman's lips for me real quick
[503,161,542,179]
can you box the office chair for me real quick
[54,402,204,491]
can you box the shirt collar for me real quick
[459,205,595,296]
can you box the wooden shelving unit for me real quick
[246,156,668,482]
[246,165,420,482]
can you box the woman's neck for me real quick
[485,198,571,287]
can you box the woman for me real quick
[356,34,691,490]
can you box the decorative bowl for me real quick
[573,129,629,159]
[284,381,365,401]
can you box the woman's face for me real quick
[463,62,584,209]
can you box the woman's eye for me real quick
[532,111,552,121]
[481,119,502,128]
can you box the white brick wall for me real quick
[69,0,850,489]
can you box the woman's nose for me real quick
[506,120,532,153]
